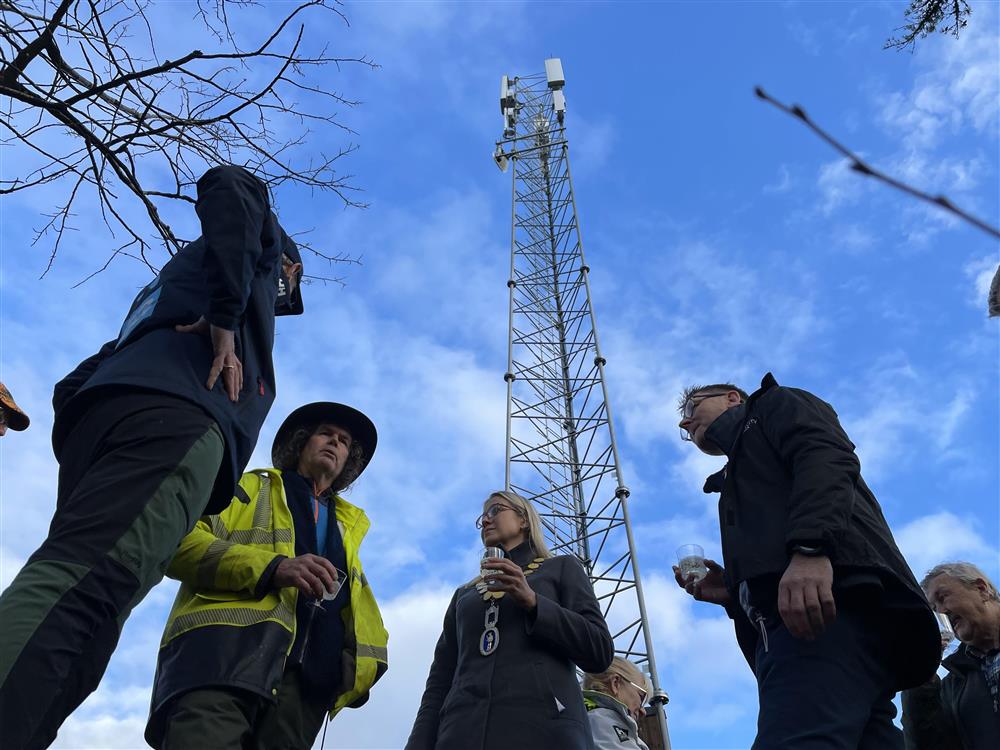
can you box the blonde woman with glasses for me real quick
[583,657,652,750]
[405,491,614,750]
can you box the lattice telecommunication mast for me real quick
[493,59,671,748]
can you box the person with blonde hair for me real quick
[405,490,614,750]
[583,657,651,750]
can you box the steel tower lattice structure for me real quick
[494,60,671,748]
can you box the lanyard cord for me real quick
[312,480,327,525]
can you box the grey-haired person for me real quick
[406,491,614,750]
[903,561,1000,750]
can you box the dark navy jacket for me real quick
[52,166,296,513]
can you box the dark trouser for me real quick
[753,606,903,750]
[0,393,224,750]
[161,668,329,750]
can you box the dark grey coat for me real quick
[406,543,614,750]
[902,644,1000,750]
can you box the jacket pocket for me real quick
[531,663,568,719]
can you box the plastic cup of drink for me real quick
[321,567,347,602]
[936,612,955,649]
[676,544,708,583]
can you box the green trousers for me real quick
[0,393,224,750]
[161,668,329,750]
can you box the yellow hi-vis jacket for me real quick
[145,468,388,746]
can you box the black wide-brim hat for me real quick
[271,402,377,476]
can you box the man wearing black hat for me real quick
[0,165,305,750]
[145,402,389,750]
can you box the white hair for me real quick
[921,561,1000,602]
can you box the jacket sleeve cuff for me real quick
[785,528,834,557]
[523,593,552,635]
[206,310,240,331]
[254,555,286,599]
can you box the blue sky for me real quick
[1,1,998,748]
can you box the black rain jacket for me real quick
[703,372,939,690]
[902,643,1000,750]
[51,166,299,513]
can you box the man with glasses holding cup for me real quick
[144,402,388,750]
[674,373,939,749]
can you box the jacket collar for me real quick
[701,372,779,492]
[582,690,631,722]
[947,642,999,674]
[266,467,370,539]
[703,402,746,458]
[506,540,538,567]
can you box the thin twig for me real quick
[754,86,998,240]
[754,86,1000,317]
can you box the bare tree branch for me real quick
[754,86,1000,317]
[1,0,375,279]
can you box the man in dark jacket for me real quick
[0,165,304,750]
[673,373,940,750]
[902,561,1000,750]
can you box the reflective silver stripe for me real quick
[225,528,293,546]
[252,474,272,528]
[356,643,388,663]
[165,600,295,642]
[196,539,232,590]
[210,515,229,538]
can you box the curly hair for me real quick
[272,424,366,494]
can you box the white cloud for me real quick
[786,20,821,56]
[894,511,997,580]
[762,164,793,194]
[817,158,864,215]
[642,575,756,738]
[964,254,999,310]
[878,6,999,151]
[321,585,455,749]
[843,363,976,481]
[830,223,877,254]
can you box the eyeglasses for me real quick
[679,392,730,441]
[681,392,731,419]
[475,503,519,529]
[623,677,648,705]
